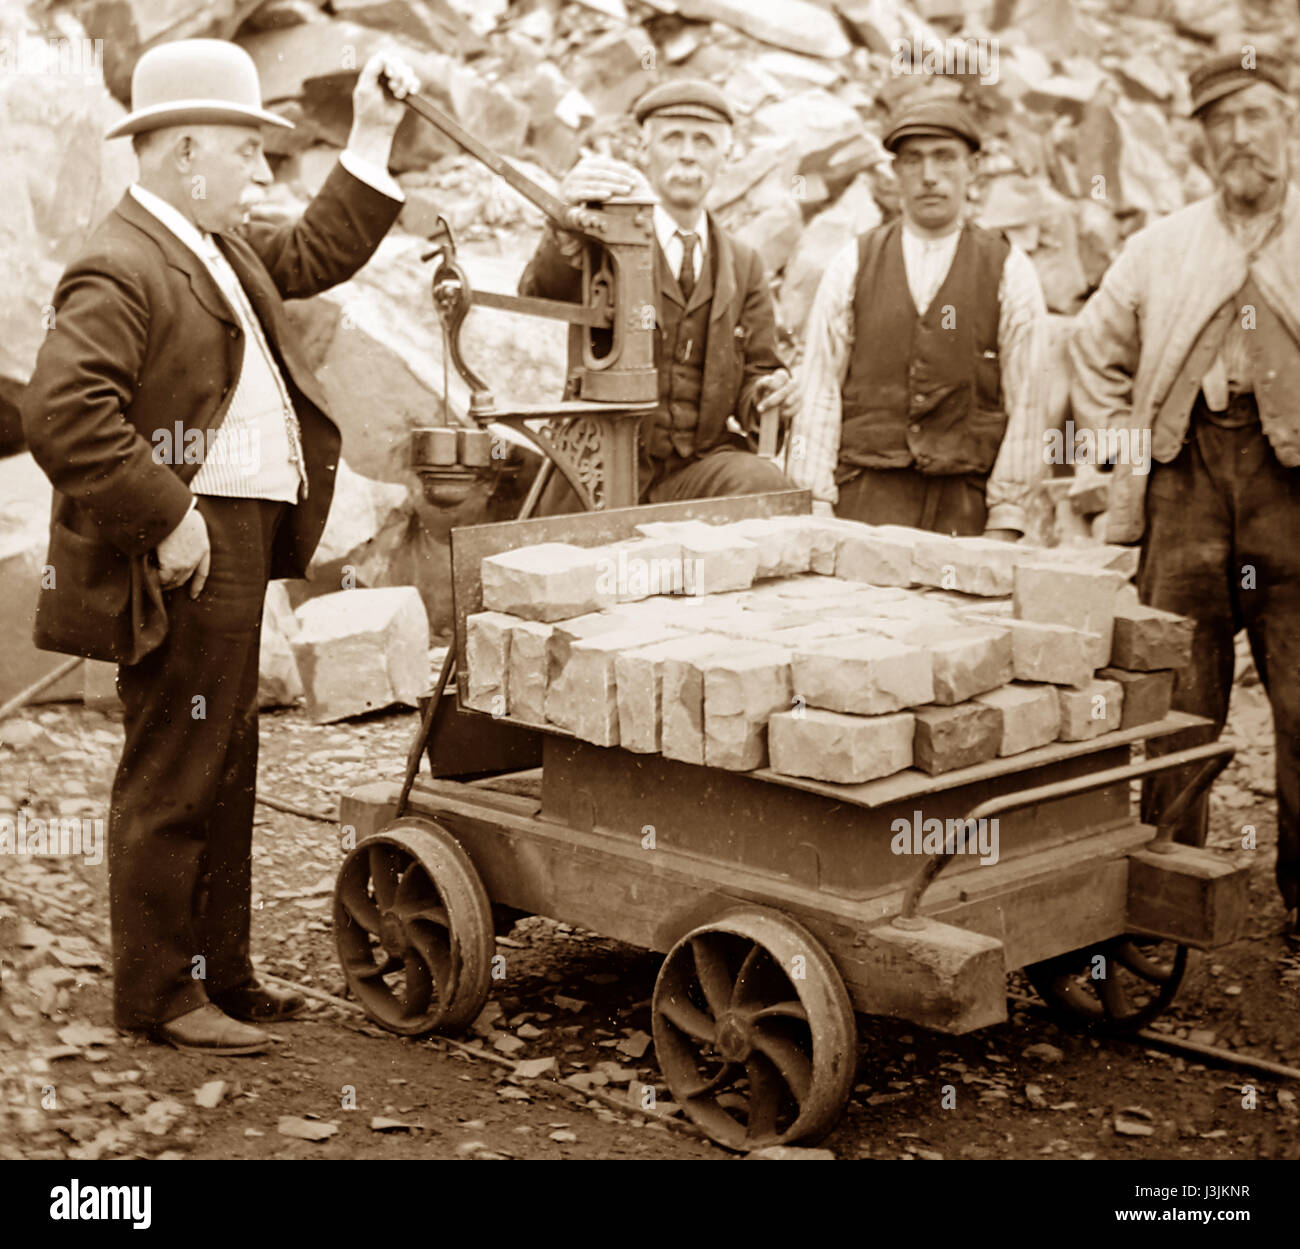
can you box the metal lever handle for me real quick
[895,740,1236,922]
[395,87,593,233]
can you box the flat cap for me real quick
[1189,51,1290,116]
[634,79,734,126]
[883,98,980,153]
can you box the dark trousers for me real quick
[108,496,285,1028]
[1138,399,1300,911]
[537,434,793,515]
[834,466,988,535]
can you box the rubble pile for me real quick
[4,0,1296,674]
[463,513,1193,783]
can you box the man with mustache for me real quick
[1071,52,1300,948]
[519,80,798,509]
[787,98,1048,539]
[21,39,419,1051]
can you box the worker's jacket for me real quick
[519,213,785,459]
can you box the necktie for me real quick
[675,230,698,300]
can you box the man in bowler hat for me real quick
[22,39,420,1052]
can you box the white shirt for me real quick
[654,204,708,284]
[900,222,962,316]
[130,151,402,505]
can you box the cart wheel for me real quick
[1024,937,1189,1035]
[652,907,857,1151]
[334,819,494,1037]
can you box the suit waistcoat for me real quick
[647,236,715,460]
[839,219,1009,479]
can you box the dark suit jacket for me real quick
[20,162,402,664]
[518,212,786,455]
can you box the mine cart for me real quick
[333,494,1246,1151]
[330,84,1248,1152]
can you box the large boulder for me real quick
[0,13,136,395]
[0,453,82,708]
[292,585,430,722]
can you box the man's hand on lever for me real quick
[349,52,420,164]
[753,368,798,429]
[559,156,653,205]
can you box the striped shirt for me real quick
[788,224,1049,532]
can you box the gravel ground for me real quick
[1,653,1296,1161]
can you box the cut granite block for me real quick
[792,635,933,715]
[1057,678,1124,741]
[701,644,793,770]
[912,701,1003,774]
[974,682,1061,755]
[1099,666,1174,729]
[481,542,613,622]
[768,707,915,783]
[1109,605,1194,671]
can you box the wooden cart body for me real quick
[339,493,1246,1039]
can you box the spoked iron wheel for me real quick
[334,819,494,1036]
[652,908,857,1151]
[1025,937,1189,1035]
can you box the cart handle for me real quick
[895,740,1234,924]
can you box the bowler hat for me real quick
[1188,51,1290,116]
[634,79,734,126]
[106,39,293,140]
[883,98,980,153]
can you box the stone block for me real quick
[965,615,1100,687]
[912,702,1003,774]
[902,626,1014,705]
[258,582,303,710]
[481,542,612,622]
[633,521,760,594]
[1109,605,1194,671]
[834,524,917,588]
[701,646,793,771]
[546,626,684,747]
[293,587,430,723]
[1013,561,1126,667]
[615,637,685,755]
[1099,667,1174,729]
[660,636,743,765]
[974,683,1061,755]
[464,611,516,715]
[1054,541,1141,580]
[795,516,859,574]
[911,534,1033,598]
[792,636,933,715]
[0,453,83,707]
[715,517,814,579]
[505,618,553,724]
[766,619,864,648]
[702,606,822,642]
[768,708,914,783]
[585,536,684,603]
[1057,678,1124,741]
